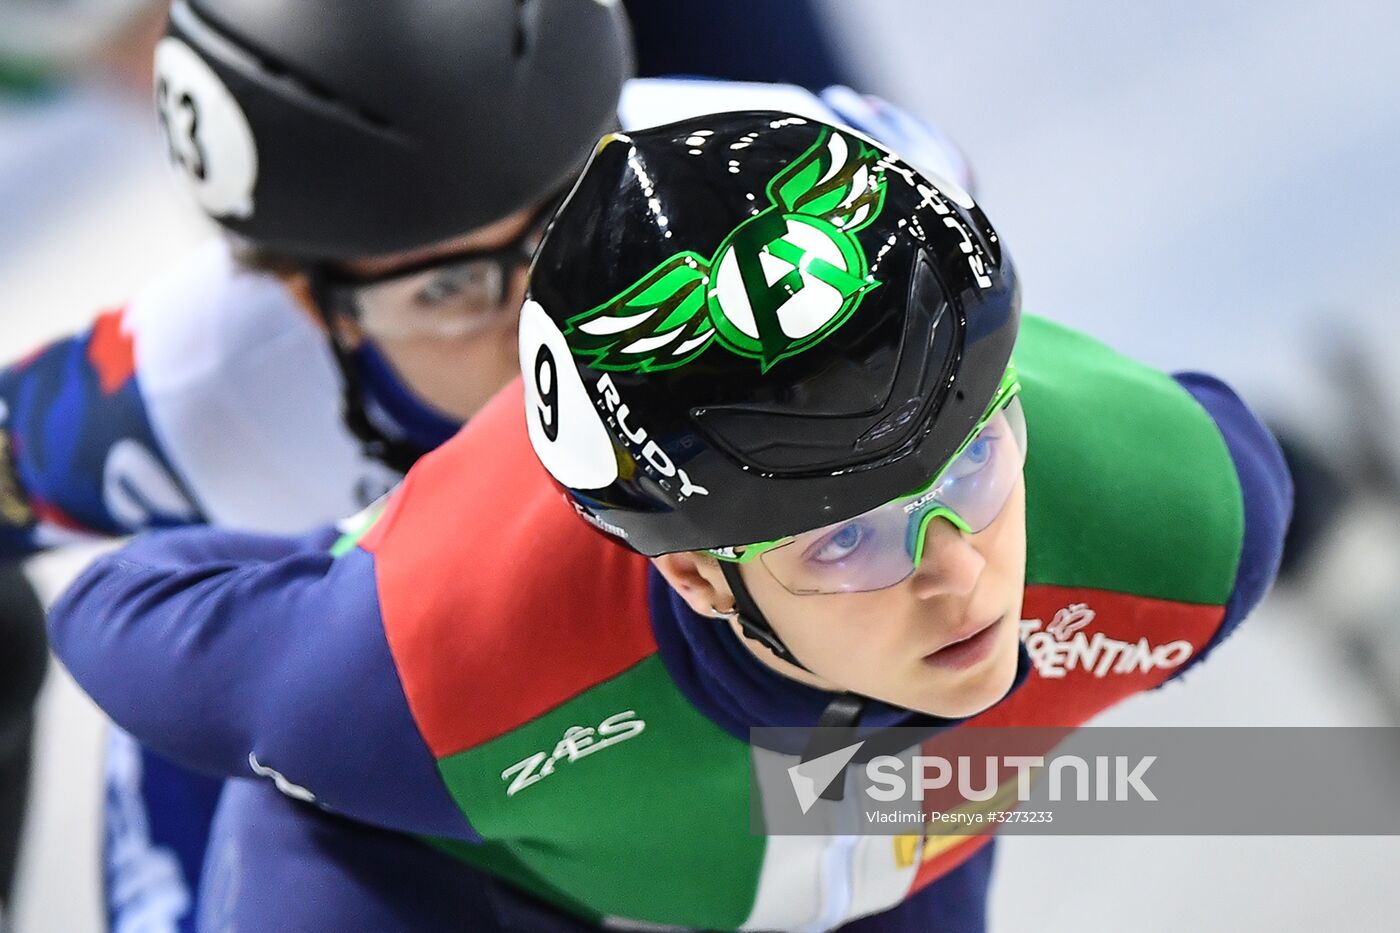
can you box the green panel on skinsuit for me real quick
[431,655,767,929]
[1016,315,1244,604]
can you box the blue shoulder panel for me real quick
[1169,372,1293,681]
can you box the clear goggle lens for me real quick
[352,260,511,340]
[756,396,1027,595]
[340,199,557,341]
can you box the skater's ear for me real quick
[652,552,736,620]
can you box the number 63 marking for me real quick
[156,77,207,181]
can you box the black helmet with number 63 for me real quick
[521,111,1019,558]
[153,0,632,261]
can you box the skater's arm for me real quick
[1167,373,1294,680]
[48,524,478,840]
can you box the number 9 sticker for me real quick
[154,37,259,219]
[519,300,620,490]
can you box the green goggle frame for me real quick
[709,363,1022,566]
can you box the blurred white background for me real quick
[4,1,1399,930]
[825,0,1400,412]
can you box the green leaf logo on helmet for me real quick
[564,126,888,373]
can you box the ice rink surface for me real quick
[6,1,1400,929]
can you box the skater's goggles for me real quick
[322,195,559,340]
[711,369,1026,595]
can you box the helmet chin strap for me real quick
[305,267,428,476]
[717,561,870,738]
[717,560,806,669]
[716,561,870,801]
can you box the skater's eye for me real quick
[415,268,473,306]
[944,425,1001,482]
[806,521,872,566]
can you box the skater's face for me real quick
[655,476,1027,720]
[320,201,552,422]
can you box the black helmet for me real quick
[154,0,632,261]
[522,111,1020,558]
